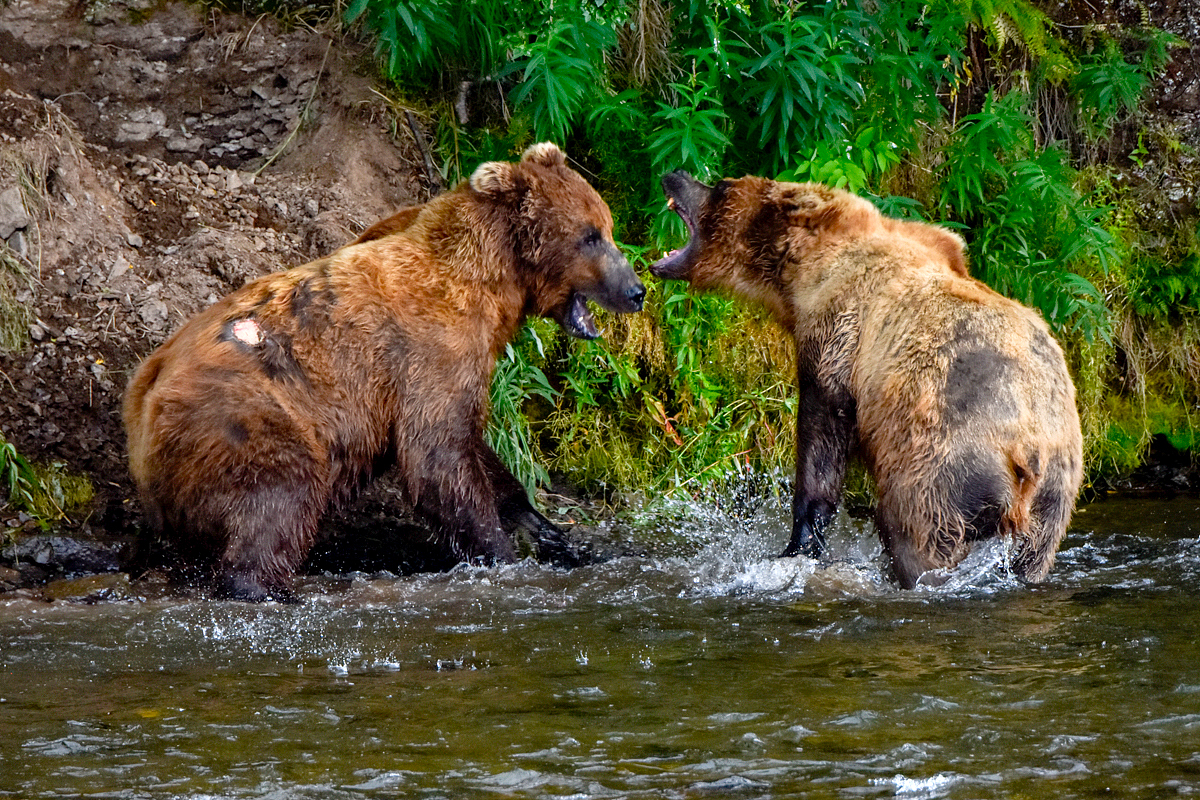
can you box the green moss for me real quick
[27,462,96,522]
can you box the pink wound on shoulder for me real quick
[231,318,263,346]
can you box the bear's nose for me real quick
[626,283,646,309]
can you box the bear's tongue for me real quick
[565,292,599,339]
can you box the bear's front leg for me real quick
[482,447,582,568]
[780,376,855,560]
[413,439,518,565]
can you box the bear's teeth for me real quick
[666,197,677,211]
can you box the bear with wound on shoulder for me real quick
[124,143,645,601]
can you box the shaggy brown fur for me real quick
[351,204,424,244]
[653,172,1083,588]
[124,143,646,600]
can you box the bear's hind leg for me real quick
[875,494,959,589]
[214,482,326,602]
[1010,467,1076,582]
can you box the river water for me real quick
[2,493,1198,799]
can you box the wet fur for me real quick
[351,204,424,245]
[124,143,641,600]
[655,174,1083,588]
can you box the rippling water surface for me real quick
[2,494,1199,799]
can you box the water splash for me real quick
[873,771,964,798]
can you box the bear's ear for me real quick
[470,160,522,198]
[520,141,567,168]
[776,184,845,230]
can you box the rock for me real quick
[125,232,144,248]
[165,135,203,153]
[44,573,133,602]
[138,297,170,329]
[115,108,168,143]
[0,186,32,238]
[107,257,132,282]
[8,228,29,258]
[2,535,122,574]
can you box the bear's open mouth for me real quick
[651,174,701,279]
[559,290,600,339]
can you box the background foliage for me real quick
[341,0,1197,501]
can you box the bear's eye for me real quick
[581,228,603,248]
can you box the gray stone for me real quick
[165,135,203,153]
[115,108,168,143]
[0,186,32,239]
[138,297,169,329]
[107,257,131,282]
[2,535,122,574]
[8,229,29,259]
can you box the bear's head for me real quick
[470,142,645,338]
[651,171,967,319]
[651,170,882,291]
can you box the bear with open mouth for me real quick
[124,143,645,600]
[653,171,1082,588]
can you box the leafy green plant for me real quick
[1073,40,1150,138]
[779,129,902,194]
[939,92,1116,341]
[487,324,558,492]
[946,0,1072,81]
[506,14,615,144]
[740,5,867,175]
[1073,26,1185,141]
[344,0,513,84]
[1127,235,1200,320]
[1,435,37,512]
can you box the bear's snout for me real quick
[592,247,645,313]
[652,170,712,282]
[624,281,646,311]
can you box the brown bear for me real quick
[124,142,645,601]
[652,171,1083,588]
